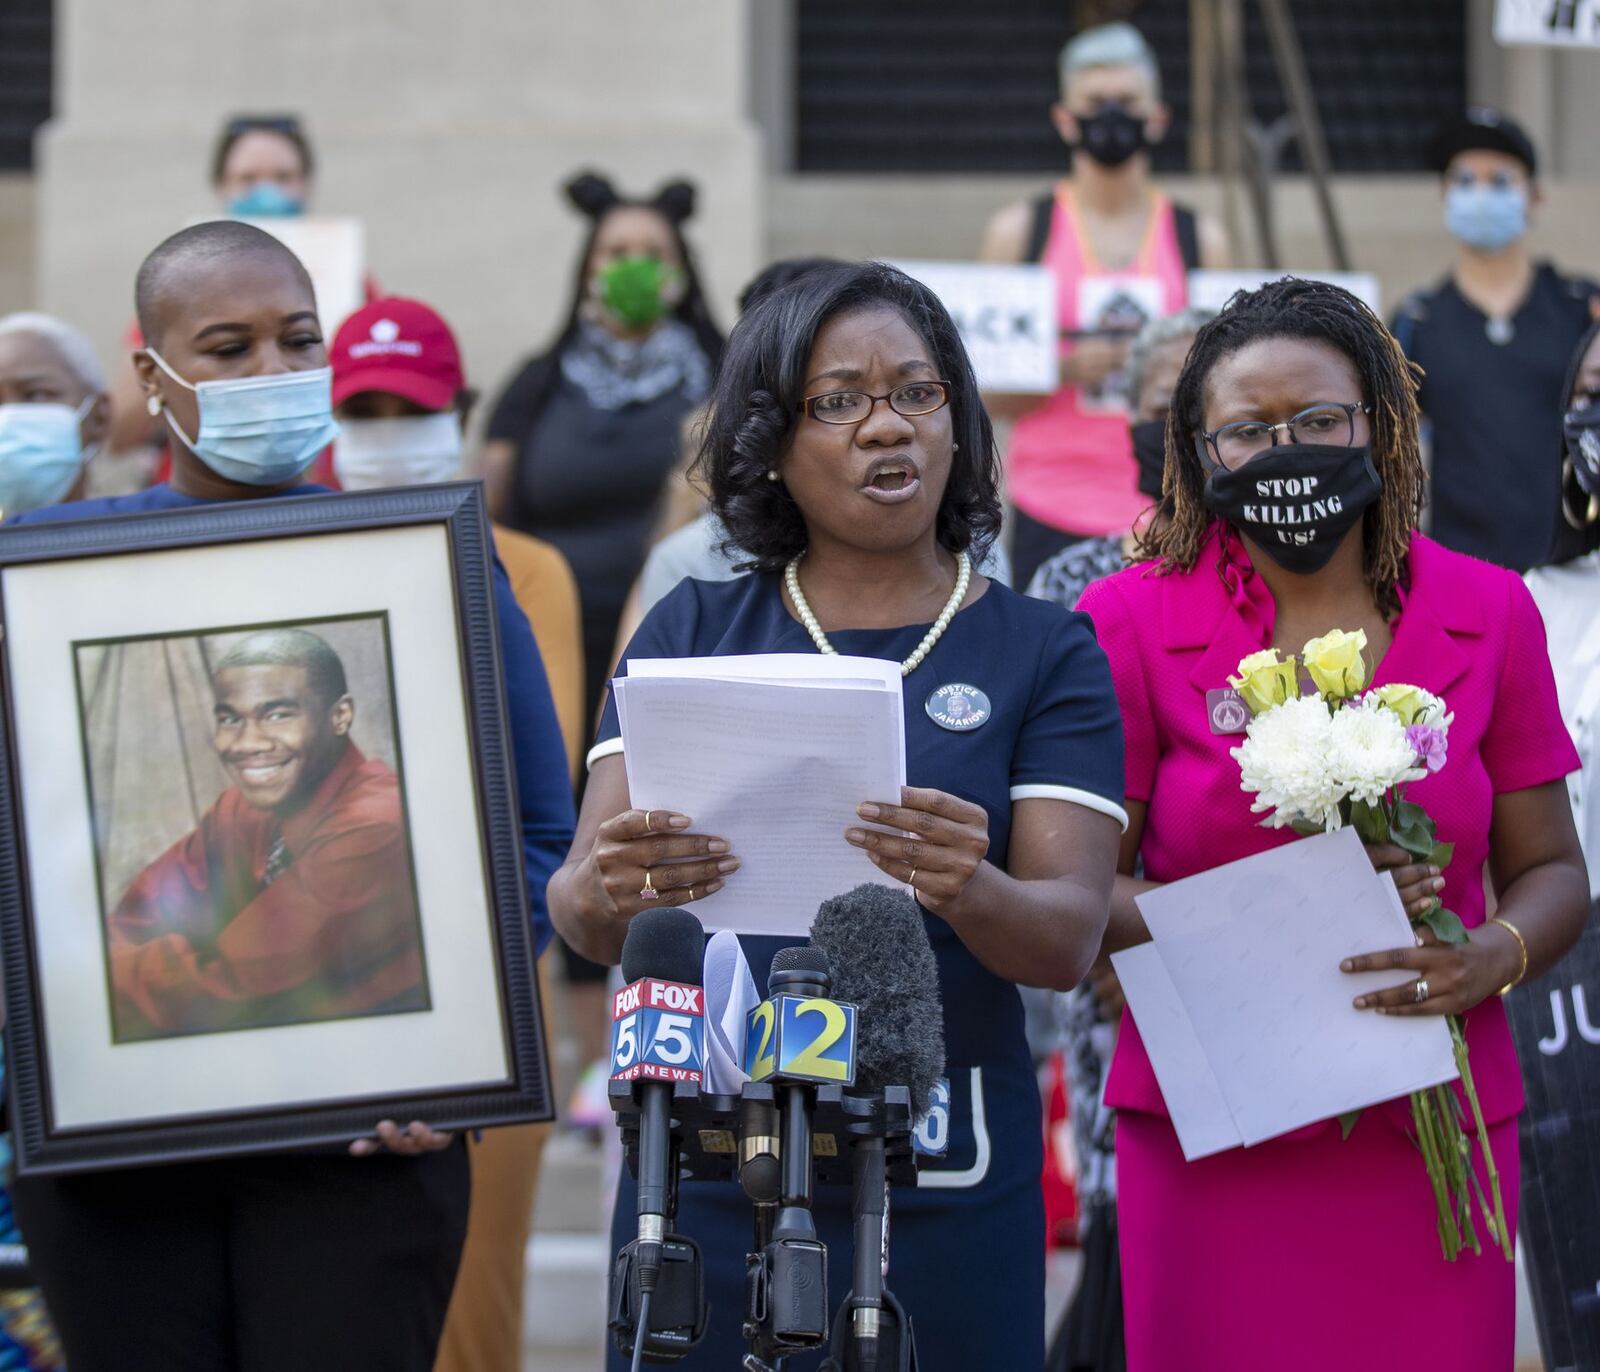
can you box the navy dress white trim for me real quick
[595,572,1125,1371]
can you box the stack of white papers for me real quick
[1111,827,1459,1161]
[613,654,906,937]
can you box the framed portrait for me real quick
[0,484,553,1174]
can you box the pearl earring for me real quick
[766,469,780,482]
[146,395,163,417]
[952,442,960,452]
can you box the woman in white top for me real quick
[1525,319,1600,886]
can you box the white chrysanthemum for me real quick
[1328,700,1427,805]
[1231,696,1344,831]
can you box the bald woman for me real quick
[4,223,575,1372]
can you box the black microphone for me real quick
[742,945,836,1361]
[767,946,833,1219]
[811,884,945,1372]
[612,906,707,1367]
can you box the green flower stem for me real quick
[1434,1083,1481,1257]
[1451,1017,1514,1261]
[1411,1088,1459,1259]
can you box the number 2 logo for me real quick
[746,1000,777,1079]
[785,998,852,1082]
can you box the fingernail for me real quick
[1354,996,1368,1008]
[1340,959,1353,972]
[1431,877,1444,892]
[1415,935,1426,947]
[857,803,880,820]
[707,839,729,854]
[668,815,690,829]
[1428,866,1441,878]
[717,858,739,874]
[845,828,867,844]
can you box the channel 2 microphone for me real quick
[741,945,858,1363]
[609,906,708,1366]
[811,884,945,1372]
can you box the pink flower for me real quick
[1407,724,1449,774]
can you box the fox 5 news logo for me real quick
[610,978,705,1083]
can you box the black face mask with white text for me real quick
[1202,443,1382,574]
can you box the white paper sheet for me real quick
[615,655,906,936]
[1113,828,1459,1160]
[1112,943,1240,1159]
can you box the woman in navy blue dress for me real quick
[548,262,1127,1370]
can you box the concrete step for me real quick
[533,1131,607,1234]
[525,1129,610,1359]
[523,1229,609,1358]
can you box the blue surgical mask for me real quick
[227,182,305,218]
[0,398,93,515]
[146,349,338,486]
[1444,182,1528,252]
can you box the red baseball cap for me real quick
[330,296,464,410]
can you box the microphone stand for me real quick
[850,1134,888,1372]
[743,1077,829,1371]
[823,1090,920,1372]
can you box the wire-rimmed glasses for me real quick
[1201,401,1370,470]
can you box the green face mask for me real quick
[595,256,677,330]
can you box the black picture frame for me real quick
[0,483,554,1174]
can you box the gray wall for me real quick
[12,4,1600,390]
[32,0,763,417]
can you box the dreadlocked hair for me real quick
[1137,276,1425,620]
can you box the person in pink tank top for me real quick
[981,22,1229,589]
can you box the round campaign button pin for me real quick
[925,683,991,732]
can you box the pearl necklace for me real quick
[784,550,971,677]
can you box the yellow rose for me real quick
[1228,648,1300,715]
[1372,682,1439,726]
[1302,628,1369,700]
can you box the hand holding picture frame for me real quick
[0,484,553,1174]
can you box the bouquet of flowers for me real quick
[1228,630,1511,1262]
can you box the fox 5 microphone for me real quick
[740,945,858,1368]
[608,906,708,1367]
[812,884,945,1372]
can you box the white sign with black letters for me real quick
[892,260,1058,394]
[1495,0,1600,48]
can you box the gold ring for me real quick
[1414,977,1429,1005]
[907,867,917,890]
[639,868,659,902]
[688,886,696,902]
[642,809,656,835]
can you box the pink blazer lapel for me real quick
[1156,555,1272,696]
[1372,538,1480,700]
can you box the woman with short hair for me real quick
[549,260,1126,1369]
[7,220,574,1372]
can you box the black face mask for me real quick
[1075,107,1149,168]
[1130,419,1167,500]
[1562,406,1600,496]
[1202,443,1383,574]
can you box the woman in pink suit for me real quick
[1078,277,1589,1371]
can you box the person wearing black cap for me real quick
[1393,106,1600,572]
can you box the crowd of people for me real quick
[0,17,1594,1372]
